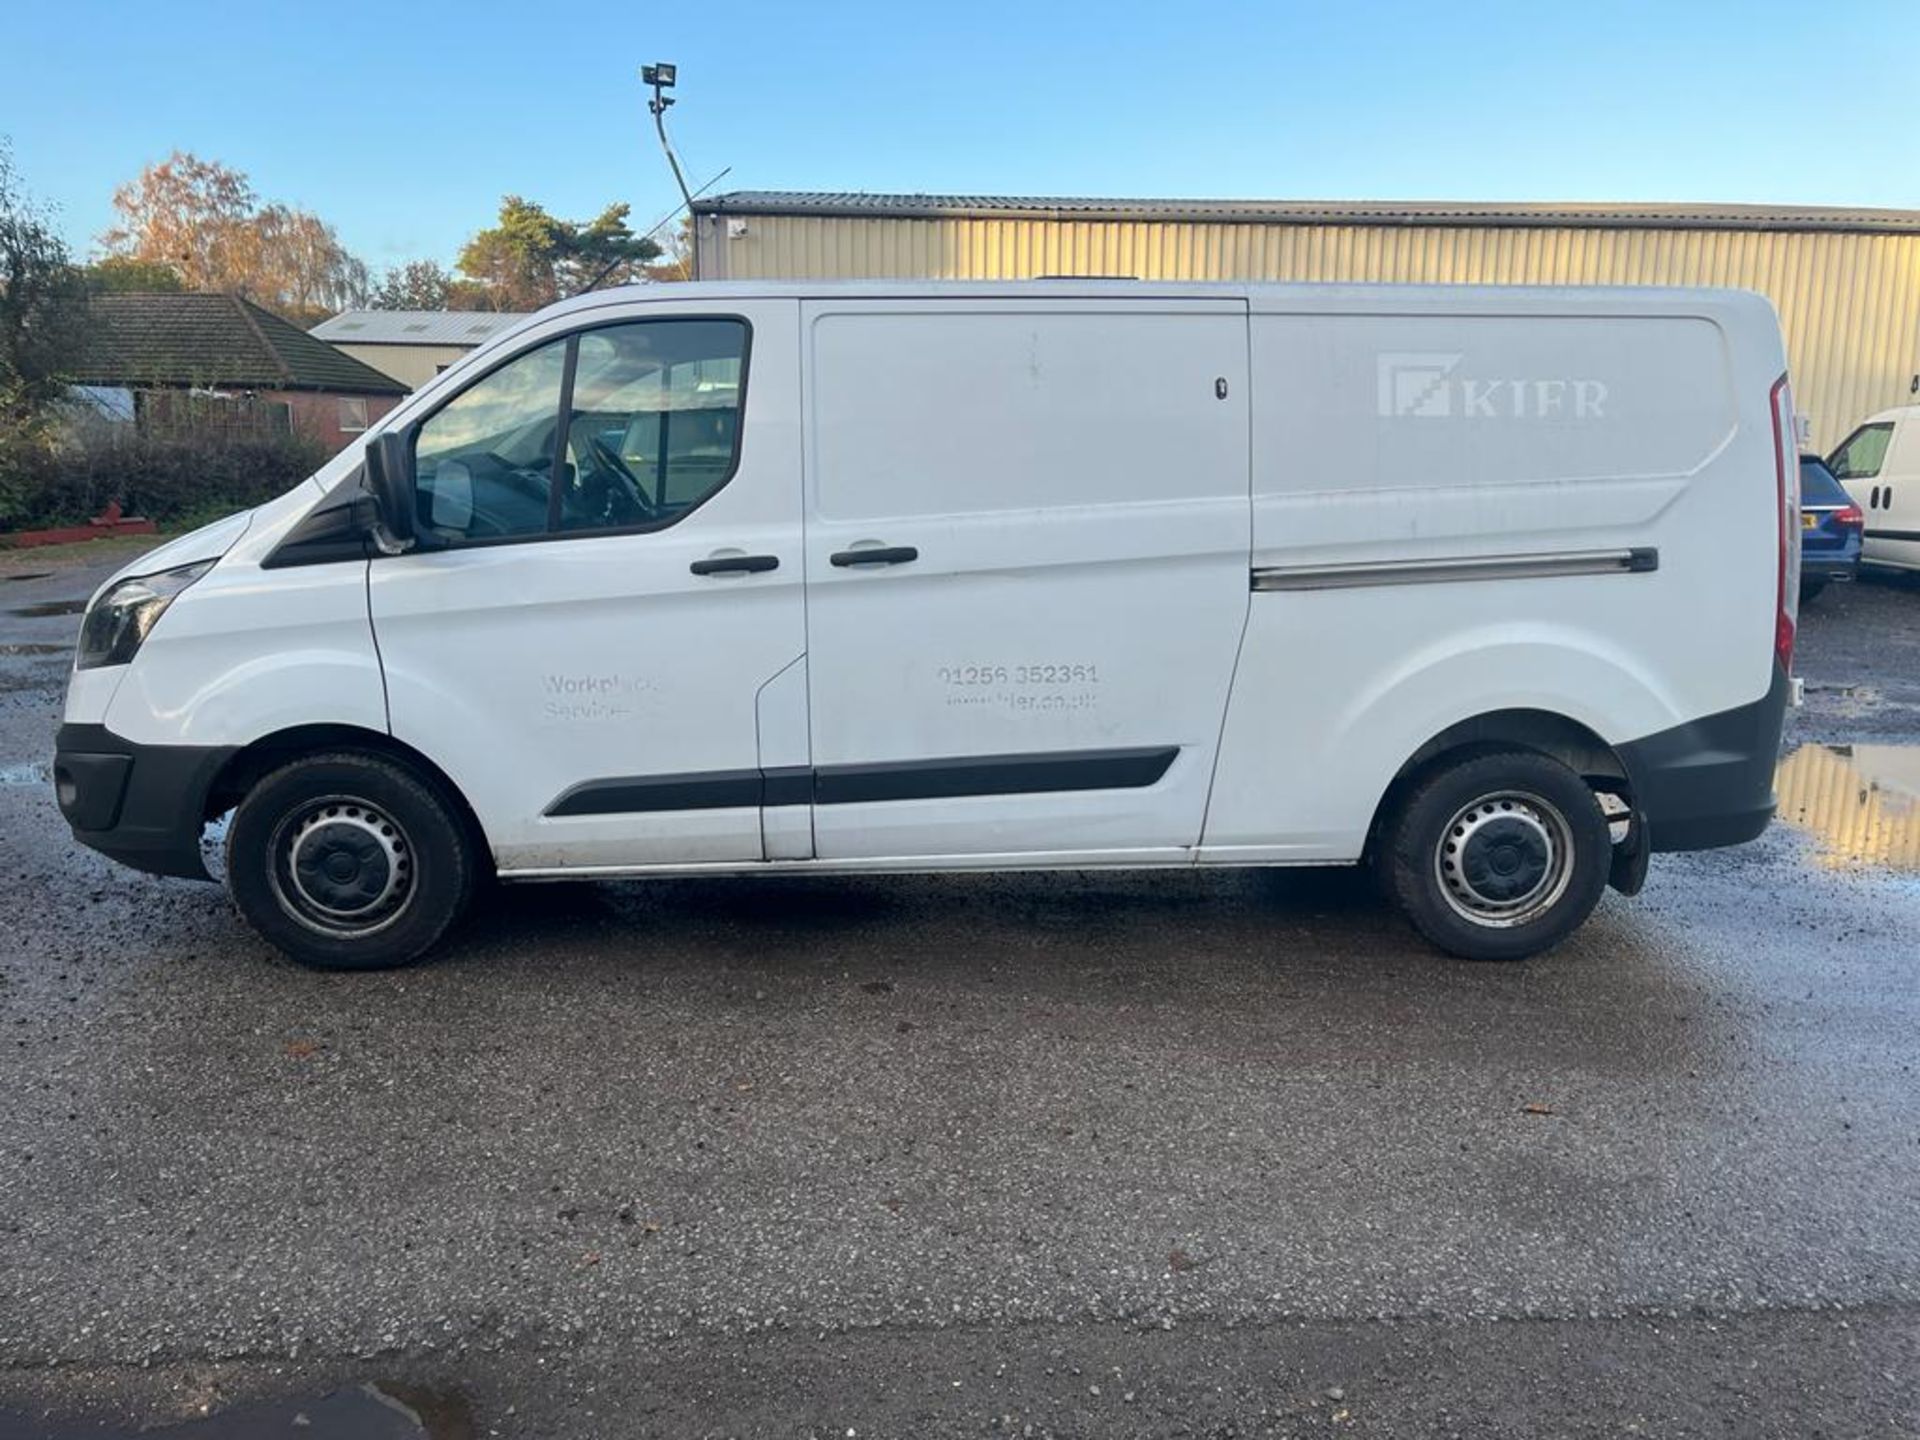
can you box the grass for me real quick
[0,531,173,577]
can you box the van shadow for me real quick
[453,863,1728,1079]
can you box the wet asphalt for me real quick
[0,552,1916,1438]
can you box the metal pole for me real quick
[647,74,695,219]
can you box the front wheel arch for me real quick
[204,724,492,878]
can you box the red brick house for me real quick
[72,293,408,454]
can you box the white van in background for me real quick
[53,282,1797,970]
[1829,406,1920,571]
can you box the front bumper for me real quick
[53,723,235,881]
[1615,663,1791,853]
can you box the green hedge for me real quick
[0,429,327,532]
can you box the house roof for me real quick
[73,293,409,395]
[311,309,534,347]
[692,191,1920,235]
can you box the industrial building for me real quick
[691,192,1920,450]
[310,309,532,390]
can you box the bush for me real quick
[0,426,327,532]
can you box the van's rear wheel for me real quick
[227,751,476,970]
[1384,750,1610,961]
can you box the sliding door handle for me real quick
[830,545,919,568]
[690,553,779,576]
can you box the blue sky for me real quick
[9,0,1919,273]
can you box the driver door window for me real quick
[559,320,745,532]
[412,317,747,544]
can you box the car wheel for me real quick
[226,751,477,970]
[1384,749,1611,961]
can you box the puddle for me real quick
[1775,743,1920,869]
[0,1382,472,1439]
[0,643,67,656]
[7,599,86,617]
[199,809,233,883]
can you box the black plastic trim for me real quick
[260,469,377,569]
[1616,663,1791,853]
[544,747,1179,817]
[546,768,762,817]
[53,723,236,881]
[761,766,813,807]
[1866,528,1920,542]
[812,747,1177,805]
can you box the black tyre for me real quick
[1383,749,1610,962]
[226,751,477,970]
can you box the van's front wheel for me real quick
[227,751,477,970]
[1384,750,1610,961]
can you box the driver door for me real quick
[368,300,807,874]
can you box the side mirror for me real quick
[362,430,417,552]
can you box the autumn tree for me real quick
[252,203,370,321]
[100,151,368,323]
[372,259,454,310]
[641,216,695,283]
[455,197,661,310]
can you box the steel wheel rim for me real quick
[266,795,416,938]
[1433,789,1575,929]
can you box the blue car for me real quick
[1800,454,1863,601]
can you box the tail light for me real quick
[1832,503,1864,531]
[1769,375,1798,675]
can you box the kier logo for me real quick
[1378,353,1609,419]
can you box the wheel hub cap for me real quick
[286,805,409,922]
[1434,791,1575,928]
[1458,815,1551,903]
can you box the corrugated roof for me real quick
[74,293,408,395]
[693,191,1920,234]
[311,309,534,346]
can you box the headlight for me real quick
[75,561,214,671]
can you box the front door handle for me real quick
[830,545,919,568]
[690,553,779,576]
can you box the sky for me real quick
[8,0,1920,275]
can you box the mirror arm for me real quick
[363,427,422,554]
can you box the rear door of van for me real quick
[1206,289,1774,861]
[798,296,1252,863]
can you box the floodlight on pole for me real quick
[642,61,694,219]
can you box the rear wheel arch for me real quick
[1365,709,1630,861]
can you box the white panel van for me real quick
[1829,405,1920,572]
[53,282,1798,969]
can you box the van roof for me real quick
[531,277,1778,316]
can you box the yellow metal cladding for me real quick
[1774,743,1920,870]
[712,213,1920,450]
